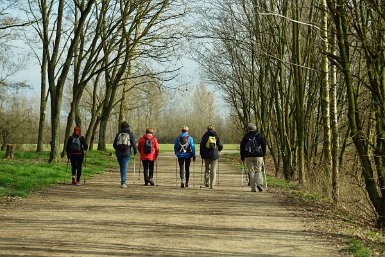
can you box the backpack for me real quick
[144,138,153,154]
[244,135,263,155]
[178,135,191,153]
[205,135,216,150]
[70,137,81,153]
[117,133,131,151]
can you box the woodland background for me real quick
[0,0,385,229]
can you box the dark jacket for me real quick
[113,128,137,157]
[66,135,88,157]
[200,130,223,160]
[240,131,266,161]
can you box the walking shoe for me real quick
[149,180,154,186]
[185,182,188,188]
[72,176,77,185]
[251,188,257,192]
[181,183,184,188]
[76,182,81,186]
[121,183,127,188]
[205,183,209,187]
[257,185,263,192]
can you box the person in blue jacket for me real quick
[174,126,196,188]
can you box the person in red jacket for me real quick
[137,127,159,186]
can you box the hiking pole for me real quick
[64,158,69,185]
[155,159,158,186]
[138,159,142,181]
[133,154,136,184]
[263,161,269,191]
[200,159,203,188]
[193,158,195,187]
[83,152,87,185]
[175,158,178,187]
[217,157,220,186]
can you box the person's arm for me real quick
[217,134,223,152]
[174,137,179,155]
[130,132,137,155]
[66,136,72,158]
[154,138,159,159]
[81,136,88,151]
[113,133,118,150]
[190,137,196,161]
[240,136,246,162]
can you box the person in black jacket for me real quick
[113,121,137,188]
[200,125,223,189]
[66,126,88,185]
[240,123,267,192]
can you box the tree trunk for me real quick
[5,144,14,159]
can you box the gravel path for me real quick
[0,152,342,256]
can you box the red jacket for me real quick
[138,134,159,161]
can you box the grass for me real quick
[0,150,116,199]
[345,239,372,257]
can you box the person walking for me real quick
[199,125,223,189]
[66,126,88,185]
[137,127,159,186]
[174,126,196,188]
[240,123,267,192]
[113,121,137,188]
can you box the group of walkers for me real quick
[65,121,267,192]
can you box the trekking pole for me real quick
[263,161,269,191]
[193,158,195,187]
[217,157,220,186]
[133,154,136,184]
[200,159,203,188]
[83,151,87,185]
[156,159,158,186]
[64,158,69,185]
[138,159,142,181]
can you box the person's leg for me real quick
[209,159,218,188]
[142,160,149,185]
[246,157,256,192]
[256,157,264,191]
[204,159,210,187]
[149,161,155,185]
[76,155,84,183]
[70,156,77,184]
[120,155,130,187]
[185,158,191,187]
[178,158,185,187]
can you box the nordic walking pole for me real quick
[193,158,195,187]
[64,158,69,185]
[138,159,142,181]
[175,158,178,187]
[200,159,203,188]
[83,151,86,185]
[217,156,219,185]
[133,154,136,184]
[263,161,269,191]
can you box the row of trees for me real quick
[194,0,385,228]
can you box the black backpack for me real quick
[244,135,262,155]
[117,133,131,151]
[144,138,153,154]
[70,137,81,153]
[178,135,191,153]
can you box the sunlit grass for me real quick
[0,150,116,198]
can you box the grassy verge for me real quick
[0,150,116,199]
[220,152,385,257]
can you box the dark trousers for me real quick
[142,160,155,184]
[70,154,84,182]
[178,158,191,183]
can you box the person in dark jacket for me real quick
[174,126,196,188]
[199,125,223,189]
[66,126,88,185]
[240,123,267,192]
[113,121,137,188]
[137,127,159,186]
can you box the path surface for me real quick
[0,152,342,256]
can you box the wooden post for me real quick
[5,144,14,159]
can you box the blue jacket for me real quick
[174,132,196,159]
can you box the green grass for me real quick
[345,239,372,257]
[0,150,116,198]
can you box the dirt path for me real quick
[0,152,343,256]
